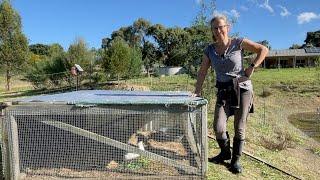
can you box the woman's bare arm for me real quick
[194,54,211,96]
[241,38,269,77]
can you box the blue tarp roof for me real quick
[17,90,207,106]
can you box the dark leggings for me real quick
[213,89,253,140]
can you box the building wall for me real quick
[264,56,318,68]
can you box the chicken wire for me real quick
[1,90,208,179]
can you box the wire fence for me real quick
[1,92,207,179]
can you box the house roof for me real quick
[244,47,320,59]
[267,47,320,57]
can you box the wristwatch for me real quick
[250,63,256,68]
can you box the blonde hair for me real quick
[210,14,229,28]
[210,14,230,42]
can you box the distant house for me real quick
[245,47,320,68]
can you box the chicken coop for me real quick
[0,90,208,179]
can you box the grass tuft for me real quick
[260,128,296,151]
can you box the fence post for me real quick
[8,115,21,180]
[201,104,208,176]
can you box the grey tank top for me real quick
[204,38,245,82]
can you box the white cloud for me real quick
[277,5,291,17]
[212,10,228,17]
[297,12,320,24]
[230,9,240,19]
[213,9,240,20]
[240,5,249,11]
[259,0,274,13]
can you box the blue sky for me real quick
[11,0,320,50]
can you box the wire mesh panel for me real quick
[1,90,207,179]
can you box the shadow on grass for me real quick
[289,112,320,142]
[0,81,109,100]
[0,81,139,101]
[0,87,75,100]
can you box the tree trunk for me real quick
[146,67,150,77]
[6,69,11,91]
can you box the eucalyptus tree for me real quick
[289,44,302,49]
[29,44,50,56]
[28,43,64,65]
[304,30,320,47]
[103,18,154,77]
[111,26,138,48]
[28,43,51,65]
[48,43,65,58]
[132,18,156,75]
[109,18,151,49]
[0,0,28,90]
[257,40,271,50]
[26,43,67,89]
[148,24,191,67]
[184,25,211,77]
[142,41,157,76]
[101,37,112,50]
[132,18,151,47]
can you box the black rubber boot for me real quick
[229,138,244,174]
[208,134,231,164]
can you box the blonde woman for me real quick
[194,14,268,173]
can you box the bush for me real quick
[164,48,188,67]
[25,56,68,89]
[25,61,48,89]
[260,127,295,151]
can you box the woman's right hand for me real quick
[191,93,200,97]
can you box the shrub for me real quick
[25,56,68,89]
[260,127,295,151]
[260,87,272,97]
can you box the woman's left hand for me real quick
[244,66,254,78]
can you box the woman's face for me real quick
[211,18,230,41]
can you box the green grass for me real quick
[126,74,196,91]
[253,68,319,84]
[252,68,320,94]
[0,75,33,93]
[119,157,151,171]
